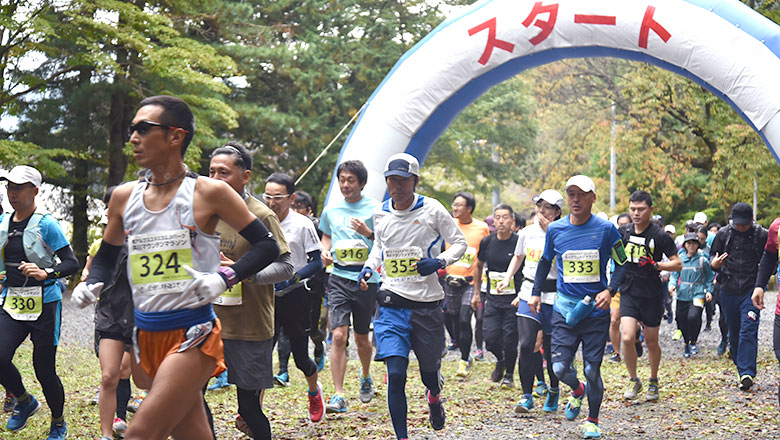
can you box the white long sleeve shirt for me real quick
[365,194,467,302]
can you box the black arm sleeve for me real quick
[755,250,778,290]
[608,263,626,293]
[48,246,79,279]
[531,257,553,297]
[85,240,122,285]
[230,218,280,281]
[296,249,324,280]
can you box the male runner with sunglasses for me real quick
[72,95,280,439]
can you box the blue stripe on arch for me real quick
[403,46,780,167]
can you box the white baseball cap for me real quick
[1,166,42,187]
[664,224,676,234]
[564,175,596,193]
[693,212,707,224]
[533,189,564,208]
[384,153,420,178]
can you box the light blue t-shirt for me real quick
[543,214,622,318]
[319,196,380,283]
[1,213,71,303]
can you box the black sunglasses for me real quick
[128,120,190,138]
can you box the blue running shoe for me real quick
[427,390,446,431]
[514,394,533,414]
[359,376,374,403]
[543,387,559,413]
[533,381,548,398]
[565,384,585,421]
[273,371,290,387]
[207,371,231,390]
[46,420,67,440]
[583,420,601,438]
[690,344,699,356]
[6,395,40,431]
[325,395,347,413]
[315,353,325,372]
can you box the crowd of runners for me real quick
[0,95,778,440]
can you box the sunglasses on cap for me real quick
[128,120,190,138]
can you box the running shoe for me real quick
[717,339,728,356]
[490,360,505,383]
[564,384,585,421]
[455,357,473,378]
[683,344,691,358]
[447,341,458,351]
[359,376,375,403]
[207,371,231,390]
[325,395,347,413]
[308,383,325,422]
[704,322,712,332]
[543,387,559,413]
[646,379,659,401]
[113,417,127,438]
[672,329,682,341]
[4,391,16,413]
[635,330,644,358]
[690,344,699,355]
[607,353,621,363]
[514,394,533,414]
[604,343,614,355]
[45,420,67,440]
[533,381,548,398]
[315,353,325,372]
[623,378,642,400]
[583,421,601,439]
[426,390,446,431]
[235,414,252,437]
[126,391,146,413]
[273,371,290,387]
[474,349,485,361]
[6,395,40,431]
[739,375,754,391]
[500,377,514,390]
[91,387,100,405]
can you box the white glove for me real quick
[71,282,104,308]
[182,265,228,308]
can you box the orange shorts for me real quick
[136,318,226,379]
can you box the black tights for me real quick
[237,387,271,440]
[517,317,558,395]
[676,300,704,345]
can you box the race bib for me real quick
[488,271,515,294]
[334,239,369,266]
[454,246,477,268]
[562,249,600,283]
[129,230,194,295]
[213,283,242,306]
[525,246,544,275]
[3,286,43,321]
[384,247,423,283]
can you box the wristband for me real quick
[218,266,239,288]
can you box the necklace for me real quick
[144,165,188,187]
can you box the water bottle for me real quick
[566,295,595,326]
[747,311,757,321]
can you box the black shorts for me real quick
[550,309,610,365]
[94,275,134,342]
[620,293,664,327]
[327,274,377,334]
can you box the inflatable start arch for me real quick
[324,0,780,206]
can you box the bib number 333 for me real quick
[562,249,600,283]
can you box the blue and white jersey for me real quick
[365,194,466,302]
[542,214,622,318]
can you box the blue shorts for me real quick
[550,309,609,365]
[374,304,444,372]
[516,301,554,335]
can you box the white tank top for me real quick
[123,176,220,313]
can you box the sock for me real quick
[427,390,440,403]
[17,392,31,405]
[116,379,131,420]
[649,378,658,383]
[52,415,65,424]
[586,416,598,425]
[549,387,559,394]
[308,387,320,397]
[572,382,585,397]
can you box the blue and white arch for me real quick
[325,0,780,206]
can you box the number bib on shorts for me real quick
[213,283,242,306]
[334,239,369,266]
[3,286,43,321]
[562,249,600,283]
[384,247,423,283]
[453,246,477,268]
[129,230,194,295]
[488,271,515,294]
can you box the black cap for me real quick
[731,202,753,225]
[683,233,700,244]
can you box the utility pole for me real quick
[609,102,617,214]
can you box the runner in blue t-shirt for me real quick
[528,175,627,440]
[319,160,380,413]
